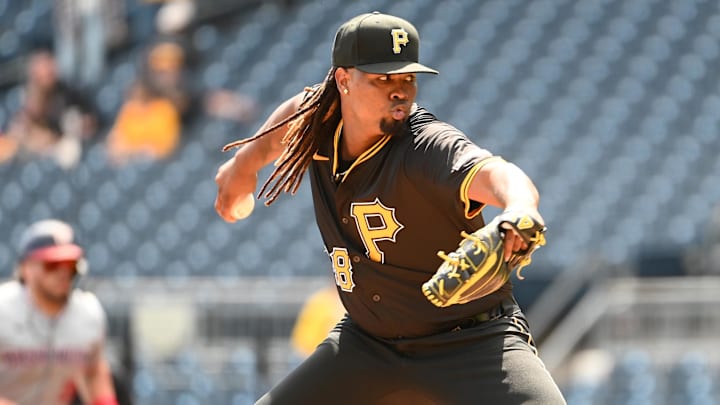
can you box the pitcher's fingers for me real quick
[215,197,237,223]
[504,234,515,261]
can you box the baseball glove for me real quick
[422,211,546,308]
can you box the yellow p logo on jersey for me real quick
[391,28,409,54]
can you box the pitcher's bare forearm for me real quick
[468,159,539,212]
[215,93,304,222]
[232,92,305,174]
[468,159,542,260]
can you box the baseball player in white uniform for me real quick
[0,219,117,405]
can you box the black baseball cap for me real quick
[332,12,438,75]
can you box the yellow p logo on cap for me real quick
[391,28,409,54]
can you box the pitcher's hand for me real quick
[214,155,258,223]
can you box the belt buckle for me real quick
[451,300,511,332]
[452,311,489,332]
[476,312,491,322]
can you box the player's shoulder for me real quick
[67,288,106,321]
[0,280,23,304]
[408,105,468,142]
[0,281,26,320]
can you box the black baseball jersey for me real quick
[309,104,512,339]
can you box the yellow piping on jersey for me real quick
[459,156,505,219]
[332,120,392,184]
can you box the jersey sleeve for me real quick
[86,293,108,366]
[77,290,109,340]
[403,122,495,219]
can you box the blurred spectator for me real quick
[155,0,196,37]
[106,80,181,166]
[141,40,194,119]
[203,88,258,124]
[141,31,258,123]
[0,219,118,405]
[155,0,297,33]
[0,131,18,164]
[105,37,258,166]
[53,0,130,87]
[141,39,258,124]
[3,50,97,168]
[290,285,346,358]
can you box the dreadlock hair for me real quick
[222,67,342,205]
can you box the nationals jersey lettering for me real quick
[350,198,404,263]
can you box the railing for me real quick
[539,276,720,384]
[84,276,329,402]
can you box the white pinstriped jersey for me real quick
[0,280,107,405]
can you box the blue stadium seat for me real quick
[110,61,135,90]
[234,239,263,275]
[193,25,219,54]
[0,0,9,22]
[107,221,132,252]
[86,242,111,275]
[642,35,672,62]
[48,181,73,211]
[132,367,158,402]
[670,0,698,22]
[175,393,201,405]
[231,393,254,405]
[525,0,558,25]
[707,14,720,37]
[501,38,531,65]
[165,260,191,281]
[2,85,20,113]
[13,8,36,36]
[651,96,680,122]
[465,17,497,47]
[112,261,139,287]
[280,22,310,49]
[622,0,652,23]
[679,54,706,81]
[126,201,151,232]
[215,261,241,278]
[0,244,11,271]
[657,15,686,41]
[594,36,623,62]
[0,179,22,213]
[96,83,124,119]
[615,77,646,104]
[0,30,20,59]
[692,109,720,145]
[136,241,162,275]
[629,55,659,82]
[202,62,230,89]
[185,241,213,274]
[479,0,514,22]
[205,221,232,252]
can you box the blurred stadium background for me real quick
[2,0,720,404]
